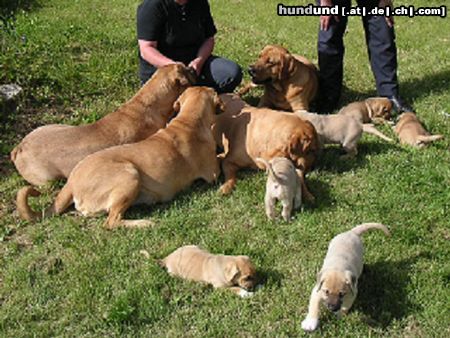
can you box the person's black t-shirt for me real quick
[137,0,217,80]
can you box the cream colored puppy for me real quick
[338,97,393,124]
[256,157,301,222]
[394,112,444,148]
[295,111,392,158]
[301,223,390,332]
[160,245,257,297]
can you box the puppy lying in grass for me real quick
[256,157,302,222]
[160,245,257,297]
[295,110,393,158]
[394,112,444,148]
[301,223,390,332]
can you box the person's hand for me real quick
[188,58,204,76]
[379,0,394,27]
[320,0,338,31]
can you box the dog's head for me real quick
[153,63,197,90]
[224,256,258,291]
[173,86,224,119]
[248,45,297,85]
[285,121,319,173]
[316,270,357,312]
[366,97,393,120]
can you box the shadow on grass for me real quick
[258,267,285,289]
[355,252,430,328]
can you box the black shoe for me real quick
[388,96,413,114]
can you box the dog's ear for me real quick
[173,99,181,113]
[214,93,225,114]
[224,261,240,284]
[316,271,324,292]
[281,54,296,80]
[344,270,357,295]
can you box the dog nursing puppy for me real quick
[294,110,393,158]
[394,112,444,148]
[160,245,257,297]
[301,223,390,332]
[16,87,222,229]
[214,94,319,201]
[11,64,196,186]
[256,157,302,222]
[246,45,318,112]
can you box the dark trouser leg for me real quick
[358,0,399,97]
[317,0,350,113]
[197,56,243,94]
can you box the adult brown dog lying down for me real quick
[246,45,318,111]
[17,87,222,229]
[214,94,319,200]
[394,112,444,148]
[338,97,393,124]
[11,64,196,186]
[160,245,258,297]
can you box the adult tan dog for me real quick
[247,45,318,111]
[338,97,393,124]
[214,94,319,200]
[295,110,393,158]
[301,223,390,332]
[17,87,222,229]
[394,112,444,148]
[160,245,257,297]
[11,64,196,186]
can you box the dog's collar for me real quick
[365,101,374,120]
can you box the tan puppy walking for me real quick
[394,112,444,148]
[160,245,258,297]
[301,223,390,332]
[17,87,222,229]
[247,45,318,112]
[11,64,196,185]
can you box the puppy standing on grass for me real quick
[160,245,257,297]
[301,223,390,332]
[394,112,444,148]
[256,157,302,222]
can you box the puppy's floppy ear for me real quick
[344,270,357,295]
[224,261,240,284]
[316,271,324,292]
[173,98,181,113]
[281,54,296,80]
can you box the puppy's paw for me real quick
[219,183,233,195]
[301,317,319,332]
[239,289,254,298]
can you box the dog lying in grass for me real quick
[256,157,302,222]
[16,87,222,229]
[301,223,390,332]
[294,110,393,158]
[11,64,196,186]
[394,112,444,148]
[160,245,257,297]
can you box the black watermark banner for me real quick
[277,4,447,18]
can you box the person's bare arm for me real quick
[379,0,394,27]
[320,0,339,31]
[138,40,179,68]
[188,36,215,76]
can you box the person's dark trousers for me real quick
[317,0,398,113]
[141,55,242,94]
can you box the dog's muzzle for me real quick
[327,302,341,313]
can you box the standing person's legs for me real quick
[317,0,351,113]
[198,56,243,94]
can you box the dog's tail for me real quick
[16,185,73,221]
[256,158,283,185]
[416,134,444,145]
[362,124,393,142]
[350,223,391,237]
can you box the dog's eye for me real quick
[339,292,344,298]
[324,290,329,295]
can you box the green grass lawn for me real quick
[1,0,449,336]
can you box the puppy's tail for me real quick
[416,134,444,145]
[350,223,391,237]
[16,184,73,221]
[256,158,283,185]
[362,124,393,142]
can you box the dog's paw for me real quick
[301,317,319,332]
[239,289,254,298]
